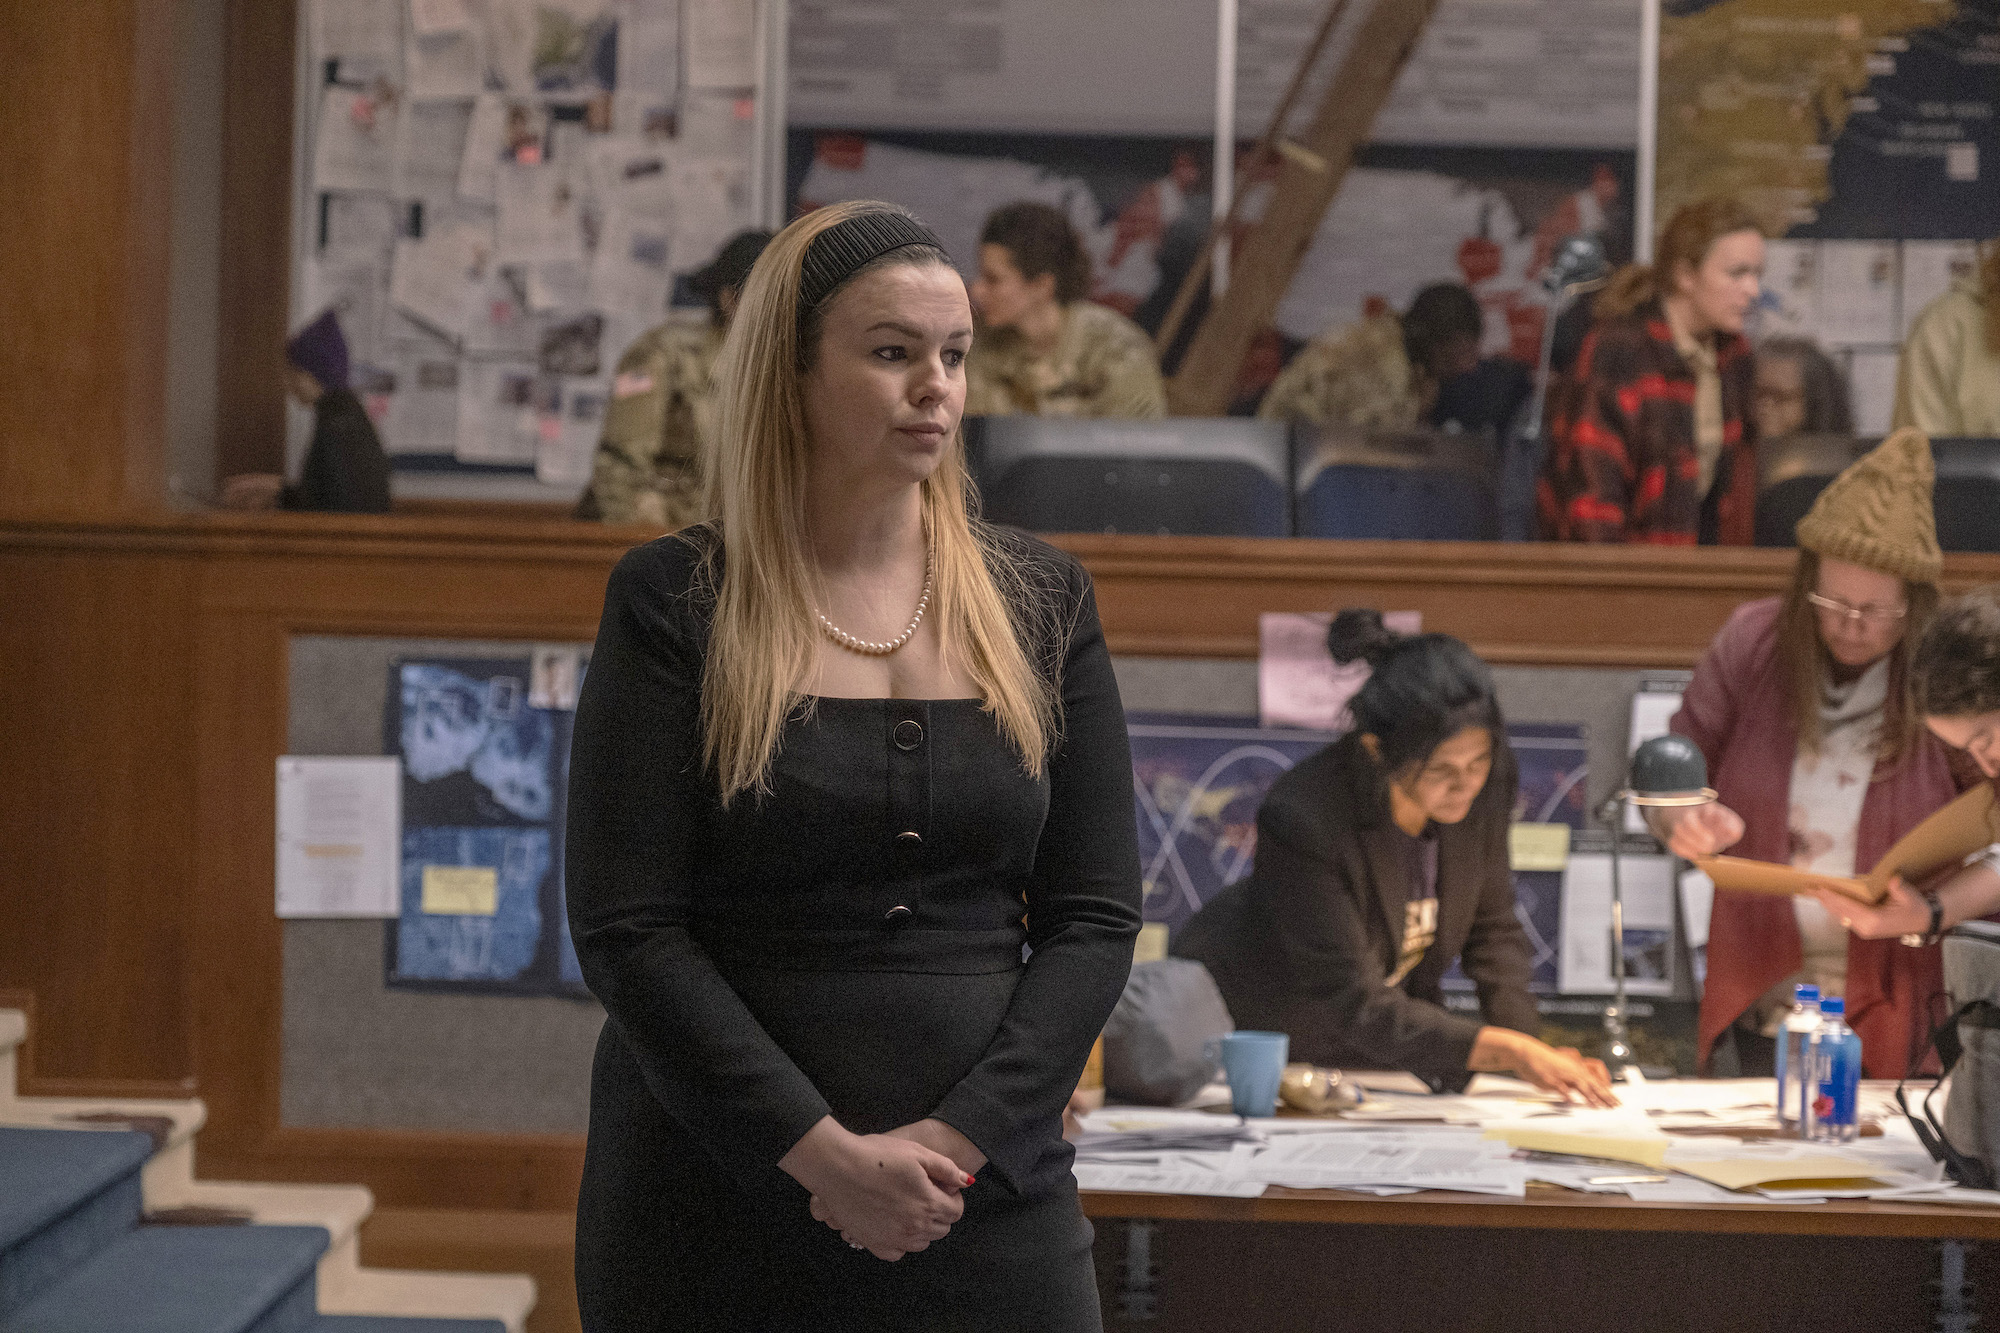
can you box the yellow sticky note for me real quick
[421,865,498,915]
[1134,922,1170,965]
[1509,822,1572,872]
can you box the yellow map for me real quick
[1656,0,1955,232]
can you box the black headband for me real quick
[797,210,945,316]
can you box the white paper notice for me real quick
[495,162,587,265]
[616,0,681,134]
[1847,348,1901,437]
[1817,240,1899,347]
[1558,852,1678,996]
[406,27,484,100]
[1258,610,1421,731]
[684,0,756,87]
[457,93,508,203]
[409,0,471,36]
[276,756,401,918]
[313,85,399,194]
[456,360,542,463]
[382,353,460,454]
[1756,240,1819,342]
[389,222,490,340]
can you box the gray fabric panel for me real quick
[283,636,1679,1131]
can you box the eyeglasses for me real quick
[1807,591,1908,627]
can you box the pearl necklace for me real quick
[815,551,933,657]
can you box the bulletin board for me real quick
[382,651,592,996]
[290,0,763,497]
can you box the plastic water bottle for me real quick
[1775,983,1820,1134]
[1804,997,1863,1144]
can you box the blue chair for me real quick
[1756,435,2000,553]
[1292,427,1499,541]
[964,417,1292,537]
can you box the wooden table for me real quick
[1080,1177,2000,1329]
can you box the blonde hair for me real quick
[1597,197,1765,320]
[697,200,1058,804]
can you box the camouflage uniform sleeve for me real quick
[587,333,673,525]
[1080,311,1168,419]
[1256,342,1330,424]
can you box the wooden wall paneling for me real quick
[0,0,174,515]
[9,515,2000,1212]
[215,0,299,480]
[1063,537,2000,664]
[361,1207,580,1333]
[0,548,199,1084]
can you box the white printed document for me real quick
[276,756,401,918]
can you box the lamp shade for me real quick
[1622,733,1716,807]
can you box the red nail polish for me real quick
[962,1172,976,1186]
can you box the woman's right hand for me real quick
[779,1116,970,1261]
[1656,801,1746,860]
[1471,1028,1620,1108]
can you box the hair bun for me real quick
[1326,608,1400,667]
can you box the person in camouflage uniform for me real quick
[1257,283,1484,430]
[965,202,1167,419]
[575,230,772,525]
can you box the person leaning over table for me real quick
[1646,429,1972,1079]
[1815,584,2000,946]
[964,201,1168,420]
[574,229,774,526]
[564,200,1142,1332]
[1172,611,1618,1107]
[1255,282,1486,432]
[1538,196,1765,544]
[1893,240,2000,438]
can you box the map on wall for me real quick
[384,654,590,996]
[1657,0,1998,240]
[1129,714,1594,995]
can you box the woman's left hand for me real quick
[811,1119,986,1250]
[1814,875,1927,940]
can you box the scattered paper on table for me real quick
[276,756,401,918]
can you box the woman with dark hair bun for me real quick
[1174,611,1617,1104]
[964,201,1167,419]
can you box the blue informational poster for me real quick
[384,656,590,997]
[1129,713,1590,994]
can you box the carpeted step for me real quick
[0,1223,329,1333]
[0,1127,153,1318]
[312,1318,507,1332]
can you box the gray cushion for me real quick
[1102,958,1235,1106]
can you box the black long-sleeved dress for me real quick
[565,525,1141,1332]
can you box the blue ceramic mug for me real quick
[1210,1030,1289,1117]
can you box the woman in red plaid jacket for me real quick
[1540,198,1767,545]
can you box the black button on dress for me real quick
[565,527,1142,1332]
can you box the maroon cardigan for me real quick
[1672,598,1964,1077]
[1539,303,1757,545]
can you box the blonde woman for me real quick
[565,201,1142,1331]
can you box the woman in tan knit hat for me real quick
[1818,584,2000,944]
[1644,429,1975,1078]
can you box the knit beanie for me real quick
[1795,427,1942,583]
[285,309,350,392]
